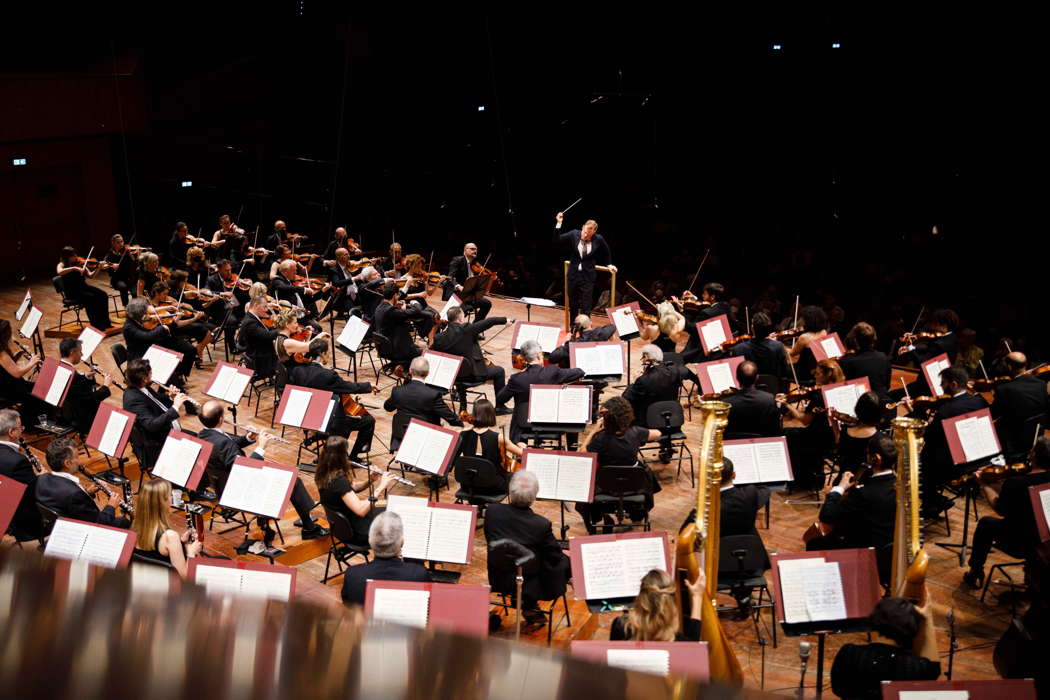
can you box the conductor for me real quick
[554,211,616,320]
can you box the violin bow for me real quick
[82,245,95,273]
[906,305,926,339]
[686,249,710,293]
[624,280,658,310]
[979,359,990,381]
[790,294,800,349]
[116,232,138,268]
[479,318,515,348]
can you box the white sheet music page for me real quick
[77,326,105,360]
[256,466,293,518]
[605,649,670,677]
[707,363,735,393]
[44,365,73,406]
[194,565,247,597]
[776,558,827,623]
[281,388,312,428]
[425,507,473,563]
[723,443,760,484]
[955,414,998,463]
[898,691,970,700]
[318,398,337,434]
[925,357,951,395]
[554,454,594,503]
[221,461,292,518]
[337,315,369,352]
[207,365,243,403]
[238,568,294,601]
[528,387,560,424]
[385,496,432,560]
[142,345,180,385]
[45,520,127,569]
[16,291,32,321]
[803,562,847,621]
[1040,490,1050,534]
[699,321,726,352]
[373,588,430,628]
[580,540,627,600]
[525,451,561,500]
[98,411,128,456]
[557,387,590,424]
[824,384,862,418]
[535,325,562,352]
[514,323,540,348]
[439,295,462,322]
[610,307,640,337]
[575,344,623,377]
[819,336,843,359]
[394,421,427,467]
[153,436,201,486]
[619,537,668,597]
[598,343,625,375]
[20,306,42,338]
[423,353,459,390]
[572,346,603,377]
[755,440,791,482]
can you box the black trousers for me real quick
[258,477,319,532]
[463,365,507,405]
[111,278,135,307]
[464,296,491,321]
[328,413,377,459]
[72,286,113,330]
[968,515,1027,570]
[568,274,595,320]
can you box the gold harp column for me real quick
[891,417,927,595]
[694,400,731,599]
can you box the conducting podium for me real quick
[385,495,476,582]
[570,640,710,681]
[569,530,671,612]
[188,558,297,602]
[365,580,490,637]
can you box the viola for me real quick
[720,334,752,350]
[969,376,1010,393]
[293,275,326,291]
[633,310,658,325]
[950,460,1031,488]
[898,330,947,346]
[294,253,320,265]
[469,261,501,292]
[347,256,385,273]
[340,386,379,418]
[777,386,815,404]
[769,327,802,342]
[696,387,739,403]
[141,312,178,330]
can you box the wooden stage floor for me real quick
[2,280,1012,691]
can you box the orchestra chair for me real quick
[127,426,155,494]
[110,343,129,382]
[451,378,486,415]
[518,405,565,450]
[663,352,694,421]
[236,346,276,418]
[320,506,371,583]
[591,464,652,533]
[639,400,694,485]
[4,521,46,550]
[980,543,1027,610]
[488,538,571,645]
[370,333,407,386]
[130,553,176,571]
[51,276,86,330]
[35,503,60,537]
[452,455,508,522]
[716,533,776,647]
[267,362,290,427]
[755,373,781,395]
[54,401,91,457]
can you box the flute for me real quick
[222,419,293,444]
[350,459,415,487]
[154,381,201,414]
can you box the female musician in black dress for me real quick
[456,399,525,495]
[316,436,396,547]
[832,391,884,482]
[610,568,706,641]
[0,319,47,426]
[56,247,114,330]
[130,479,202,579]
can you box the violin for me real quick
[469,260,501,293]
[802,461,874,543]
[898,330,947,345]
[720,334,752,351]
[347,256,385,273]
[294,253,320,265]
[633,310,659,325]
[72,256,111,271]
[244,247,271,258]
[969,376,1010,393]
[695,387,739,404]
[949,460,1031,488]
[769,327,803,342]
[293,275,327,292]
[290,327,313,364]
[127,245,150,255]
[141,312,177,330]
[776,386,815,405]
[886,394,951,413]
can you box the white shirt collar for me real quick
[0,440,19,450]
[720,483,735,491]
[51,471,84,489]
[952,390,967,398]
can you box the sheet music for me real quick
[575,344,623,377]
[423,353,460,390]
[1040,490,1050,535]
[142,345,180,385]
[925,357,951,395]
[20,306,42,338]
[554,455,594,503]
[386,496,431,560]
[77,327,104,360]
[208,365,251,403]
[281,388,312,427]
[699,320,726,352]
[238,568,293,601]
[153,437,202,486]
[755,440,792,482]
[16,291,31,321]
[824,383,864,417]
[777,558,827,623]
[426,507,473,563]
[439,295,461,322]
[45,520,127,569]
[819,336,843,359]
[610,307,640,338]
[557,387,590,424]
[396,422,453,474]
[898,691,970,700]
[803,562,847,621]
[515,324,562,352]
[97,412,128,456]
[724,444,760,484]
[605,649,670,677]
[528,388,560,424]
[955,414,998,463]
[526,451,562,500]
[319,398,336,433]
[194,565,247,597]
[221,463,293,518]
[372,588,430,628]
[581,536,666,600]
[707,362,735,393]
[336,315,369,352]
[619,537,668,598]
[44,365,73,406]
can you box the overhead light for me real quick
[181,181,193,188]
[477,105,486,112]
[12,158,27,166]
[772,44,782,51]
[832,42,841,49]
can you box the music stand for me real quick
[881,679,1037,699]
[770,548,883,698]
[510,296,556,323]
[459,274,491,307]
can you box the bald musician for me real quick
[555,212,615,321]
[442,242,492,321]
[991,352,1050,460]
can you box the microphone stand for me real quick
[946,608,958,680]
[796,641,811,698]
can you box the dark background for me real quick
[1,4,1044,356]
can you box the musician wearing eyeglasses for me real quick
[0,410,46,540]
[36,437,129,528]
[270,259,326,334]
[442,242,492,321]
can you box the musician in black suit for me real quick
[729,311,790,380]
[264,220,290,252]
[121,298,196,386]
[103,234,139,307]
[237,296,280,379]
[840,322,892,399]
[383,357,462,446]
[717,458,769,616]
[431,307,512,414]
[168,222,193,270]
[356,267,385,321]
[36,437,129,528]
[692,282,733,323]
[547,314,617,367]
[121,358,195,469]
[496,340,585,443]
[484,471,571,619]
[896,308,960,396]
[289,339,377,460]
[441,242,491,321]
[0,410,44,539]
[622,344,696,424]
[196,401,328,540]
[919,365,989,516]
[991,352,1050,459]
[342,511,431,605]
[318,247,364,319]
[373,282,425,369]
[723,361,782,438]
[807,434,897,555]
[59,338,112,435]
[554,212,615,320]
[269,260,325,333]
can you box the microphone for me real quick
[797,641,811,697]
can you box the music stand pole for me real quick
[936,480,976,566]
[515,567,524,641]
[815,632,826,698]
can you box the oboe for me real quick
[17,437,46,476]
[350,459,415,487]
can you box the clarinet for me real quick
[184,505,197,543]
[121,481,135,516]
[17,437,45,475]
[78,466,133,517]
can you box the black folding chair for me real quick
[453,455,508,521]
[321,507,371,582]
[591,464,653,533]
[640,400,694,485]
[487,538,571,645]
